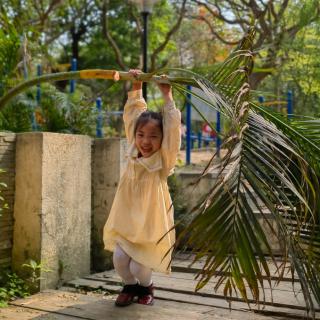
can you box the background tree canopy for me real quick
[1,0,319,134]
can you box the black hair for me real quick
[134,111,163,135]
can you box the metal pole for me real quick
[36,64,42,104]
[142,11,149,101]
[287,90,293,120]
[186,85,191,165]
[216,111,221,158]
[70,58,77,93]
[96,97,103,138]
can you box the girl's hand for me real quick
[157,80,173,103]
[129,69,142,91]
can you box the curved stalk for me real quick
[0,69,195,110]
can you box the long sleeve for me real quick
[123,89,147,144]
[161,100,181,177]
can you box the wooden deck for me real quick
[1,254,319,319]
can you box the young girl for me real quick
[103,69,181,307]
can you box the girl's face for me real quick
[135,119,163,158]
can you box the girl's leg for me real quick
[113,244,137,285]
[129,259,154,305]
[129,259,152,286]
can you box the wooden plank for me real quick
[8,290,217,320]
[83,270,313,309]
[64,279,319,319]
[172,253,298,281]
[90,269,299,292]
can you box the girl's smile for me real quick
[135,120,163,158]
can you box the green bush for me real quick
[168,174,189,250]
[168,173,187,221]
[0,270,29,307]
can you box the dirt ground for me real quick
[178,148,215,166]
[177,148,227,168]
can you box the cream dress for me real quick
[103,89,181,274]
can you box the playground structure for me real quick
[258,91,293,119]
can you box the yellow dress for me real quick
[103,89,181,274]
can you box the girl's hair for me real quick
[134,111,163,135]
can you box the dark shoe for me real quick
[137,283,154,305]
[115,283,139,307]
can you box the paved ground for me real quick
[1,254,319,320]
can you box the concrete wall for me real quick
[0,133,16,269]
[12,132,91,290]
[0,133,127,287]
[91,138,127,272]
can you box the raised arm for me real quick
[161,101,181,176]
[158,82,181,176]
[123,70,147,144]
[123,90,147,144]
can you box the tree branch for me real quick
[129,4,142,35]
[193,0,250,25]
[41,0,63,25]
[197,15,240,45]
[101,0,127,70]
[150,0,187,71]
[249,0,271,39]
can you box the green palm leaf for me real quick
[169,27,320,316]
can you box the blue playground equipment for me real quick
[258,90,293,119]
[184,89,293,165]
[70,58,77,94]
[96,97,103,138]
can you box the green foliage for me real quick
[0,260,52,307]
[255,2,320,117]
[168,173,189,249]
[0,82,99,135]
[45,90,96,134]
[168,174,187,220]
[22,259,52,293]
[0,270,29,308]
[0,12,21,97]
[0,97,33,132]
[36,83,98,135]
[283,25,320,116]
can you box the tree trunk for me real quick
[249,71,272,90]
[71,28,80,61]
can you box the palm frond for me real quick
[169,27,320,316]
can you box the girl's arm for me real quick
[123,70,147,144]
[159,84,181,176]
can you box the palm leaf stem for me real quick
[0,70,198,110]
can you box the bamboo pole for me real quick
[0,69,194,110]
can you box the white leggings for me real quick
[113,244,152,287]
